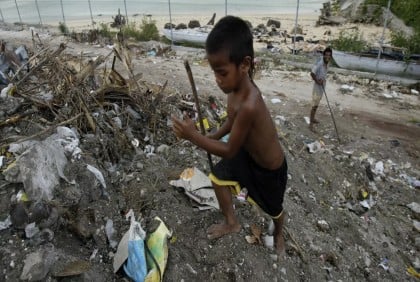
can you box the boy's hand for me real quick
[171,113,197,140]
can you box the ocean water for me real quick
[0,0,324,25]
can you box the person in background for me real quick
[309,47,332,132]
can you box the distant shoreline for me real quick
[42,12,321,32]
[0,11,391,50]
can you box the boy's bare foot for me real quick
[207,222,241,240]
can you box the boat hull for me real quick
[332,49,420,79]
[163,28,208,46]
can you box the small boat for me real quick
[163,26,211,46]
[332,49,420,79]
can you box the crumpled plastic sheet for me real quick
[3,126,79,201]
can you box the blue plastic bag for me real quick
[123,211,147,282]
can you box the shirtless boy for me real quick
[172,16,288,254]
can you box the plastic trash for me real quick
[378,258,389,271]
[0,83,13,99]
[25,222,40,239]
[105,219,118,249]
[169,167,219,210]
[237,188,248,202]
[373,161,384,175]
[86,165,109,197]
[123,210,147,282]
[411,89,419,95]
[0,215,12,230]
[340,84,354,93]
[145,217,172,282]
[305,141,323,153]
[3,127,76,201]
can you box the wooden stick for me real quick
[184,60,213,171]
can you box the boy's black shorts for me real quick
[209,148,287,218]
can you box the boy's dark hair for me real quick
[323,46,332,55]
[206,15,255,79]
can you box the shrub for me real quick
[391,29,420,56]
[331,30,367,52]
[366,0,420,32]
[98,23,113,38]
[138,18,159,41]
[122,22,142,40]
[58,22,69,35]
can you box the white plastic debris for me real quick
[131,138,140,148]
[87,165,106,188]
[411,89,419,95]
[306,141,323,153]
[340,84,354,93]
[304,116,310,125]
[271,98,282,104]
[0,215,12,230]
[263,235,274,249]
[373,161,384,175]
[360,195,376,209]
[317,220,330,231]
[0,155,4,168]
[378,258,389,271]
[105,219,118,249]
[0,83,13,99]
[4,128,76,201]
[25,222,40,239]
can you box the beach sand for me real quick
[46,12,391,50]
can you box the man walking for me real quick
[309,47,332,132]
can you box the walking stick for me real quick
[184,60,214,171]
[321,85,341,143]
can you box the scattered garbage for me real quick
[3,127,78,201]
[169,167,219,210]
[0,17,418,281]
[0,215,12,230]
[144,216,172,282]
[123,210,147,282]
[305,140,324,153]
[105,219,118,249]
[87,164,109,199]
[411,89,419,95]
[237,188,248,202]
[379,258,390,271]
[339,84,354,93]
[0,155,4,168]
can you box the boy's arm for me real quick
[207,118,232,140]
[172,105,253,159]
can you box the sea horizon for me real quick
[0,0,325,25]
